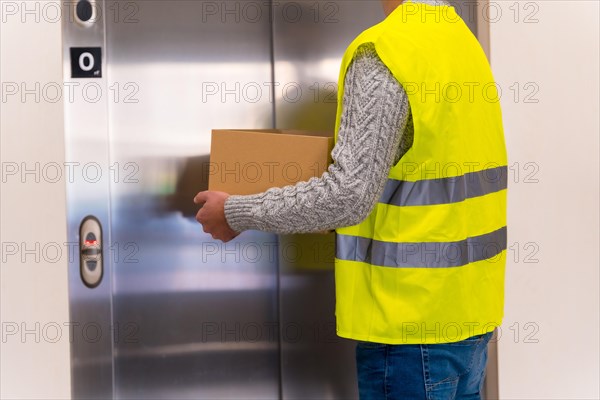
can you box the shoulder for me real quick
[341,21,386,66]
[347,43,394,81]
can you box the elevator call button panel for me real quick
[79,216,103,288]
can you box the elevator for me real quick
[62,1,496,398]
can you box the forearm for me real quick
[224,44,410,234]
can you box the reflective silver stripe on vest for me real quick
[380,166,507,207]
[336,226,507,268]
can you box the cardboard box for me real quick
[208,129,334,195]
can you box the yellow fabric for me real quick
[333,0,508,344]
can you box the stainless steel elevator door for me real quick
[63,1,492,399]
[272,1,482,399]
[105,1,278,398]
[272,2,385,398]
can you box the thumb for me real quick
[193,191,210,205]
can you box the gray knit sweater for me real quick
[224,42,409,234]
[224,2,446,234]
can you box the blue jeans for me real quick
[356,331,494,400]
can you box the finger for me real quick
[193,191,210,205]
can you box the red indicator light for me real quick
[85,240,98,246]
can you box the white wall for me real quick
[490,1,600,399]
[0,1,71,398]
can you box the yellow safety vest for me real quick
[334,0,508,345]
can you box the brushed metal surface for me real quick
[104,1,279,399]
[64,0,280,398]
[62,0,115,398]
[272,2,385,398]
[63,1,497,399]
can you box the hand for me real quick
[193,191,239,242]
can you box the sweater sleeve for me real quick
[224,43,411,234]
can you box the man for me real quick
[195,0,507,398]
